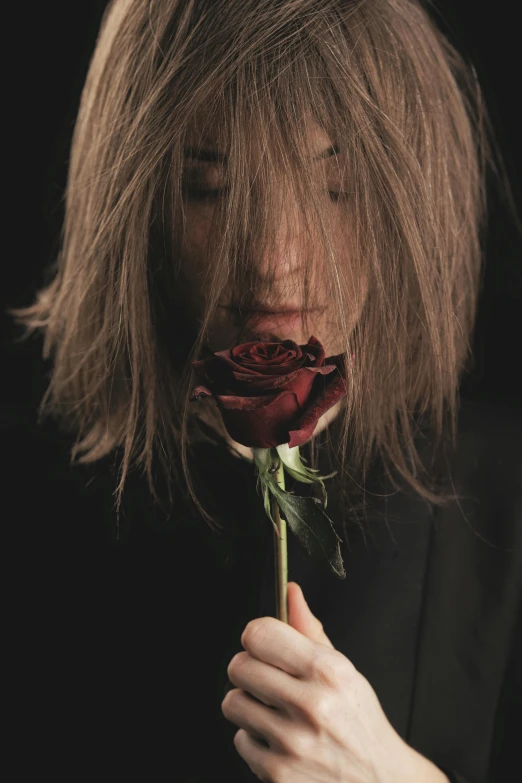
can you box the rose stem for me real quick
[271,449,288,624]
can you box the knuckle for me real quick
[292,686,331,730]
[310,648,347,686]
[221,689,235,713]
[241,620,258,648]
[241,617,270,648]
[227,651,247,678]
[309,690,334,727]
[286,727,315,759]
[274,724,298,756]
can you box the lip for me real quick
[239,311,305,335]
[243,308,303,316]
[224,304,321,315]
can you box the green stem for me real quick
[271,449,288,624]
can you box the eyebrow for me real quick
[183,144,340,163]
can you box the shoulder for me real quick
[444,395,522,551]
[457,395,522,442]
[454,396,522,489]
[416,395,521,504]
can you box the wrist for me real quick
[402,743,451,783]
[378,728,450,783]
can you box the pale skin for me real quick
[181,120,450,781]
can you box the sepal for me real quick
[275,443,337,509]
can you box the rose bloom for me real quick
[190,335,352,449]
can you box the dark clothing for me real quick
[4,395,521,782]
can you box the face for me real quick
[178,119,368,358]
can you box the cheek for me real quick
[180,211,215,288]
[182,209,214,253]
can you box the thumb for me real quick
[287,582,335,649]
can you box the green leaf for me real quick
[265,477,346,580]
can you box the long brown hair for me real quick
[7,0,520,536]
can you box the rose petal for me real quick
[230,338,300,359]
[215,390,301,448]
[286,355,348,447]
[212,350,302,377]
[304,364,337,375]
[235,360,305,376]
[231,369,302,389]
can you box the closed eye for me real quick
[182,187,229,203]
[182,187,351,203]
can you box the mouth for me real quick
[217,303,323,342]
[222,304,322,315]
[241,308,303,316]
[237,311,308,340]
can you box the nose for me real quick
[254,198,313,283]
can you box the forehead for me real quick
[184,116,335,163]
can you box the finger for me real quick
[233,727,284,781]
[287,582,335,649]
[241,616,317,678]
[227,651,303,714]
[223,688,291,753]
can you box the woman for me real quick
[7,1,520,781]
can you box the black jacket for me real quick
[4,394,521,782]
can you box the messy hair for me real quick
[8,0,519,535]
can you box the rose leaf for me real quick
[265,479,346,580]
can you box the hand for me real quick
[222,581,428,783]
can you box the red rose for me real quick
[190,335,350,449]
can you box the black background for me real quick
[1,5,520,778]
[2,1,522,412]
